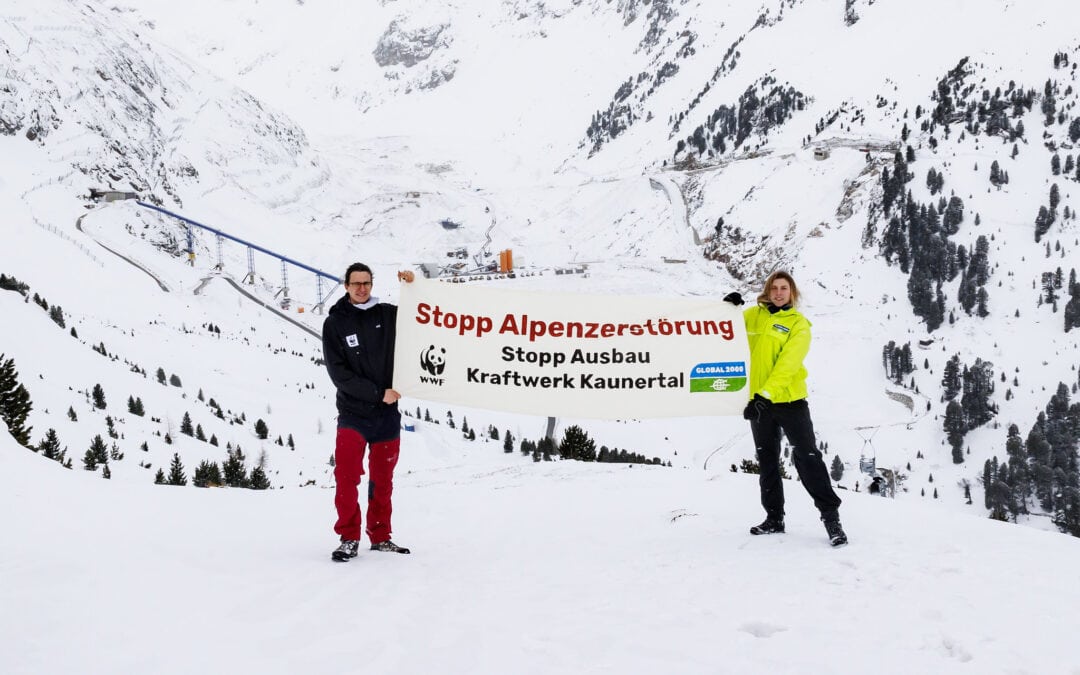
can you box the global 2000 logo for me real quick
[689,361,747,393]
[420,344,447,385]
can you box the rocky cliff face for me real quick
[373,17,457,92]
[1,0,324,209]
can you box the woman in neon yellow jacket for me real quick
[726,271,847,547]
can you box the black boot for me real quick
[370,540,411,554]
[331,539,360,562]
[749,517,785,535]
[823,518,848,547]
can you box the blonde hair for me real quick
[755,270,800,307]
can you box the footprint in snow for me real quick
[738,621,788,638]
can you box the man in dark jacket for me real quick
[323,262,414,562]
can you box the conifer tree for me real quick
[92,383,106,409]
[249,465,271,490]
[0,355,33,447]
[167,453,187,486]
[944,401,966,463]
[503,430,514,453]
[538,436,555,461]
[196,425,206,442]
[193,460,223,488]
[67,406,77,422]
[38,428,64,461]
[180,412,194,436]
[559,425,597,462]
[154,468,165,484]
[223,447,248,487]
[941,355,962,401]
[83,435,108,471]
[254,418,269,439]
[830,455,844,482]
[156,367,166,385]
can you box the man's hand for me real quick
[397,270,415,283]
[383,388,402,404]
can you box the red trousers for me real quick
[333,427,400,544]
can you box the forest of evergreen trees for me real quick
[673,76,806,162]
[984,380,1080,536]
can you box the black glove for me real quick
[742,394,772,422]
[723,292,744,306]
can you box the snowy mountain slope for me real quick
[1,0,1080,561]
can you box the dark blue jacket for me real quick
[322,295,400,441]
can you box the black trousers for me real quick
[750,399,841,521]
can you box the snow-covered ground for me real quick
[5,423,1080,675]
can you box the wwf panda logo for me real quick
[420,345,447,376]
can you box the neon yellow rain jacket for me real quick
[744,303,811,403]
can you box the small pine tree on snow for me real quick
[193,460,224,487]
[169,374,182,387]
[180,412,194,436]
[489,425,500,441]
[156,367,166,385]
[254,418,269,440]
[503,430,514,453]
[538,436,555,461]
[166,453,187,486]
[0,355,33,447]
[558,425,597,462]
[67,406,77,421]
[38,428,64,460]
[48,305,65,328]
[249,465,271,490]
[164,433,172,445]
[209,434,218,446]
[830,455,844,482]
[91,383,106,409]
[195,425,206,442]
[197,388,205,402]
[287,434,295,449]
[223,447,249,487]
[127,395,145,416]
[461,418,470,435]
[83,435,108,470]
[154,468,165,484]
[82,448,99,471]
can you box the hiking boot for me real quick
[823,519,848,547]
[331,539,360,562]
[749,518,785,535]
[370,540,411,554]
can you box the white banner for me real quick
[393,279,750,419]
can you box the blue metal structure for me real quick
[136,201,342,311]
